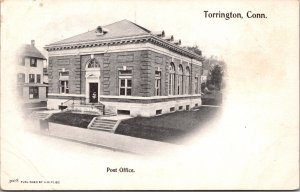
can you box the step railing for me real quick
[59,97,75,111]
[76,97,107,115]
[87,117,98,129]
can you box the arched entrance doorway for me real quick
[85,58,100,103]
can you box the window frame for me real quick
[59,80,69,94]
[29,87,39,99]
[194,76,199,94]
[17,73,25,83]
[87,58,100,68]
[155,70,161,96]
[36,74,41,84]
[118,69,133,96]
[178,65,184,95]
[168,63,176,95]
[59,71,69,94]
[185,66,191,94]
[29,74,35,83]
[30,58,37,67]
[19,57,25,66]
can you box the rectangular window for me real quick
[185,76,190,94]
[156,109,162,115]
[29,74,35,83]
[119,70,132,96]
[169,73,175,95]
[60,81,69,94]
[17,73,25,83]
[155,71,161,96]
[179,106,183,110]
[117,110,130,115]
[186,105,190,110]
[59,71,69,94]
[170,107,175,112]
[29,87,39,99]
[19,57,25,65]
[195,77,199,94]
[37,74,41,83]
[30,58,37,67]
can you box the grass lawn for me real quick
[48,112,97,128]
[115,106,220,144]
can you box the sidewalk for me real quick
[43,122,182,156]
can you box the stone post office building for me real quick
[45,20,204,117]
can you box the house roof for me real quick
[48,19,151,46]
[19,44,46,60]
[45,19,203,62]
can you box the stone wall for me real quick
[48,50,201,97]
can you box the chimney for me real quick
[31,40,35,47]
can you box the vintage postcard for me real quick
[1,0,299,190]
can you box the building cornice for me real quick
[45,35,204,62]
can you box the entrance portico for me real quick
[85,57,100,103]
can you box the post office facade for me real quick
[45,20,204,117]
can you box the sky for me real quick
[2,0,261,60]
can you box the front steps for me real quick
[88,117,118,132]
[102,110,117,116]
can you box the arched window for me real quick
[178,65,184,95]
[87,58,100,68]
[185,66,190,94]
[168,63,175,95]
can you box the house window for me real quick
[37,74,41,83]
[178,65,184,95]
[30,58,37,67]
[195,76,199,94]
[155,70,161,96]
[59,71,69,94]
[29,74,35,83]
[17,73,25,83]
[185,66,191,94]
[19,57,25,65]
[119,70,132,96]
[168,63,175,95]
[29,87,39,99]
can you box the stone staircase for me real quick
[30,111,52,120]
[88,117,119,132]
[102,110,117,116]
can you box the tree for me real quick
[209,64,223,90]
[183,45,202,56]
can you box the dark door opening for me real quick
[89,83,98,103]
